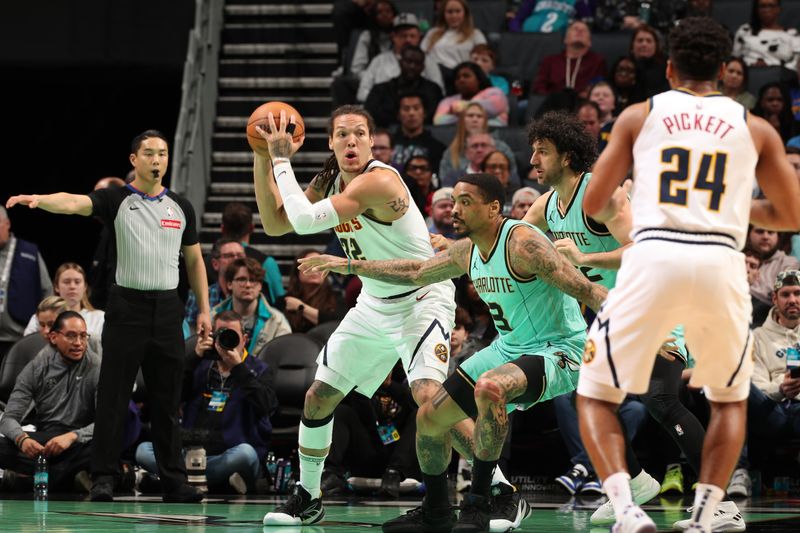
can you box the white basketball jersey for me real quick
[631,89,758,249]
[327,159,448,298]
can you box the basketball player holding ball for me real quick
[253,105,523,530]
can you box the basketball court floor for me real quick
[2,492,800,531]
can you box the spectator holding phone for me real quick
[748,270,800,437]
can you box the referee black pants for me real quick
[90,286,187,491]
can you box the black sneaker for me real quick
[378,468,403,498]
[90,477,114,502]
[382,498,456,533]
[453,493,491,532]
[490,483,531,532]
[163,483,204,503]
[263,483,325,526]
[320,469,347,496]
[137,472,163,494]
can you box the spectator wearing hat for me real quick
[509,187,541,220]
[356,13,445,103]
[427,187,457,240]
[748,269,800,438]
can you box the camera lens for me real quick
[216,328,240,351]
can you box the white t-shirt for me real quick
[421,28,487,69]
[24,308,106,338]
[733,24,800,69]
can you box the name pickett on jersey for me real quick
[661,111,735,139]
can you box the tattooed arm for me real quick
[508,226,608,312]
[298,237,473,286]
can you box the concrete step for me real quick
[223,23,335,44]
[219,57,337,78]
[219,76,333,90]
[223,42,336,57]
[217,95,332,118]
[214,131,329,152]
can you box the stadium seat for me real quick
[747,66,794,95]
[712,0,750,32]
[472,0,508,35]
[591,31,632,68]
[256,333,322,434]
[431,124,457,146]
[497,32,563,87]
[0,334,47,404]
[306,320,341,345]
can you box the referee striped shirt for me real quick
[89,184,198,291]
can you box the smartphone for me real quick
[790,366,800,378]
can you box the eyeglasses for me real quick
[55,331,90,342]
[406,164,432,172]
[220,252,245,260]
[774,270,800,290]
[468,142,492,150]
[233,277,261,285]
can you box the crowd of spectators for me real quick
[2,0,800,500]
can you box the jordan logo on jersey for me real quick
[334,218,364,233]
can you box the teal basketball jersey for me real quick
[545,173,619,290]
[546,173,689,361]
[468,219,587,356]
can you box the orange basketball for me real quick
[246,101,305,157]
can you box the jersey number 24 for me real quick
[659,147,727,211]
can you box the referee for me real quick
[6,130,211,502]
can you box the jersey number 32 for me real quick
[659,147,727,211]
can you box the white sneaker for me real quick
[591,470,661,525]
[726,468,751,499]
[611,504,656,533]
[672,501,746,532]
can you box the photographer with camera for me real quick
[135,310,278,494]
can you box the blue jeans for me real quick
[135,442,261,487]
[747,382,800,438]
[554,392,649,475]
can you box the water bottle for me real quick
[265,451,277,486]
[639,2,651,24]
[185,446,208,493]
[34,454,48,501]
[511,80,523,98]
[282,459,294,492]
[273,458,286,493]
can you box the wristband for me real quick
[298,304,305,314]
[17,436,31,449]
[272,157,290,166]
[347,258,351,274]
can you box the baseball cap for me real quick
[774,270,800,291]
[512,187,541,206]
[432,187,454,206]
[393,13,420,30]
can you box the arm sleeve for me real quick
[0,361,37,444]
[229,362,279,417]
[350,31,372,76]
[273,160,341,234]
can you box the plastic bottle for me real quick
[265,451,277,486]
[274,458,286,493]
[639,2,651,24]
[34,454,48,501]
[511,80,523,97]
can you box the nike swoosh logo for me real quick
[129,205,141,211]
[277,171,287,179]
[416,290,431,301]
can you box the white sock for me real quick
[297,417,334,500]
[298,451,326,500]
[603,471,633,522]
[491,465,510,487]
[690,483,724,531]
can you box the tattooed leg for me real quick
[413,383,472,475]
[300,380,344,457]
[473,364,528,462]
[411,379,475,460]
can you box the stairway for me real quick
[204,0,338,277]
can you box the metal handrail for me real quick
[171,0,224,216]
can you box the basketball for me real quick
[246,101,305,157]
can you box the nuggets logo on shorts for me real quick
[583,340,596,365]
[434,343,449,363]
